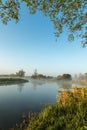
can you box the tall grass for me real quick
[11,87,87,130]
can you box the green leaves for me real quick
[0,0,87,45]
[0,0,20,24]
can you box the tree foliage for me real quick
[0,0,20,24]
[57,74,72,80]
[31,69,53,79]
[0,0,87,45]
[16,69,25,77]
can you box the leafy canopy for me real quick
[0,0,87,45]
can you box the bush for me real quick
[26,87,87,130]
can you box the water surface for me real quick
[0,79,78,129]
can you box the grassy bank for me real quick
[11,87,87,130]
[0,78,29,85]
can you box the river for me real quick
[0,79,76,129]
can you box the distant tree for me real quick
[16,69,25,77]
[34,69,38,76]
[62,74,72,80]
[57,74,72,80]
[57,75,62,80]
[31,69,38,79]
[0,0,87,45]
[37,74,46,79]
[31,70,52,79]
[84,73,87,79]
[46,76,53,79]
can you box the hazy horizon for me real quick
[0,71,86,77]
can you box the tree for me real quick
[36,74,46,79]
[84,73,87,79]
[16,69,25,77]
[0,0,87,45]
[34,69,38,76]
[57,74,72,80]
[62,74,72,80]
[31,69,38,79]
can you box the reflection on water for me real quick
[17,83,25,92]
[0,80,58,129]
[30,79,47,90]
[0,79,82,130]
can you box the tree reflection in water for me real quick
[30,79,46,90]
[17,83,25,92]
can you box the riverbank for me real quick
[11,86,87,130]
[0,78,29,85]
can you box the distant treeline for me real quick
[57,74,72,81]
[31,74,53,79]
[31,69,72,80]
[0,70,25,78]
[78,73,87,80]
[0,69,72,80]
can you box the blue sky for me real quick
[0,4,87,76]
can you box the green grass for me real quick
[0,78,28,85]
[12,87,87,130]
[26,103,87,130]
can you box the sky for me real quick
[0,4,87,76]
